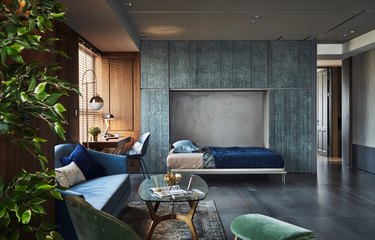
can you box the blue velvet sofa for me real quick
[55,143,131,240]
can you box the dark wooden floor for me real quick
[127,157,375,239]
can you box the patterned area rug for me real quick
[120,200,226,240]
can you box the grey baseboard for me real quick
[353,144,375,174]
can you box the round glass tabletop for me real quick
[138,174,208,202]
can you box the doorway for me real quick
[316,67,342,157]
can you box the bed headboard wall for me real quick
[170,91,268,148]
[140,40,316,173]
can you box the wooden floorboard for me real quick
[128,158,375,239]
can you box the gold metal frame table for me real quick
[138,174,208,240]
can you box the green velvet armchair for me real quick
[65,196,141,240]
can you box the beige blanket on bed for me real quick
[166,149,204,169]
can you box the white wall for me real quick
[170,91,268,147]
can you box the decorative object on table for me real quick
[121,201,226,240]
[89,127,101,141]
[82,69,104,148]
[103,114,115,138]
[164,171,181,186]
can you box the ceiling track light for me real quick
[125,2,132,7]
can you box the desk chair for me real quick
[125,132,150,179]
[112,136,131,155]
[66,196,141,240]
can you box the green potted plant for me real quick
[89,127,101,141]
[0,0,78,239]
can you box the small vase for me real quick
[91,135,98,141]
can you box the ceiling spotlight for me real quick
[250,20,258,24]
[349,30,355,34]
[253,15,262,19]
[140,32,147,38]
[343,34,348,37]
[125,2,132,7]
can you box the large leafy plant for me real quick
[0,0,78,239]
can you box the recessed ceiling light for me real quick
[343,34,348,37]
[140,32,147,38]
[253,15,262,19]
[349,30,355,34]
[250,20,258,24]
[125,2,132,7]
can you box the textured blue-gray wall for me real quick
[141,40,316,173]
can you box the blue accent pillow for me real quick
[60,144,105,180]
[172,140,200,153]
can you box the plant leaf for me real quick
[54,122,65,140]
[20,92,28,102]
[10,230,19,240]
[21,210,32,224]
[0,122,9,133]
[45,93,61,105]
[34,82,47,95]
[53,103,65,113]
[36,184,54,190]
[29,197,47,205]
[17,26,28,36]
[0,208,6,218]
[50,231,63,240]
[30,205,45,214]
[28,75,37,91]
[50,189,62,200]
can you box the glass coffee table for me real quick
[138,174,208,240]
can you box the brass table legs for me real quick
[145,201,199,240]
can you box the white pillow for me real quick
[55,162,86,188]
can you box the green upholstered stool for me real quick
[231,214,316,240]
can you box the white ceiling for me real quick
[60,0,375,53]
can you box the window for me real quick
[79,43,103,143]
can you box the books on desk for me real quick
[149,185,205,199]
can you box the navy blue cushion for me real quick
[172,140,200,153]
[60,144,105,180]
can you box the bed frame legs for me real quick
[282,173,286,184]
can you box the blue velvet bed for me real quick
[167,143,286,184]
[209,147,284,168]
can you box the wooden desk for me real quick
[82,136,130,150]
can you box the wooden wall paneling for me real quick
[56,22,80,143]
[109,58,134,131]
[133,53,141,133]
[269,89,313,172]
[102,57,110,124]
[141,89,169,173]
[102,52,141,171]
[140,41,169,89]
